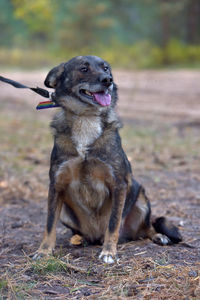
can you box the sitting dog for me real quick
[33,55,182,263]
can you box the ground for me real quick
[0,70,200,299]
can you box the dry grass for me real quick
[1,254,199,299]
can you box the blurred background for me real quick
[1,0,200,69]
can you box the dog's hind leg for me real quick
[150,217,182,245]
[33,185,62,259]
[121,186,182,245]
[120,186,152,241]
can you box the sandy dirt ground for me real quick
[0,70,200,299]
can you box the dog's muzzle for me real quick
[80,83,113,107]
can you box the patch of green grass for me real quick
[0,279,9,300]
[0,279,7,290]
[0,275,38,300]
[31,257,69,275]
[8,282,37,300]
[154,256,170,267]
[15,281,37,298]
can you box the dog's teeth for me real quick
[85,90,92,96]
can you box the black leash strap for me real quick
[0,75,50,98]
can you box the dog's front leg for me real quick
[99,182,127,264]
[33,184,62,259]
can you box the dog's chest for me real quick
[71,116,102,157]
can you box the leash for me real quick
[0,75,59,110]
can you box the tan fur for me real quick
[100,185,127,258]
[55,158,81,190]
[36,197,62,256]
[55,157,114,242]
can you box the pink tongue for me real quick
[93,92,111,106]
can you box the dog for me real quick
[33,55,182,263]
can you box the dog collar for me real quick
[36,93,60,110]
[0,75,59,110]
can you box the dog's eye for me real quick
[104,66,109,72]
[80,67,88,73]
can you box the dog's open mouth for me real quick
[80,89,111,107]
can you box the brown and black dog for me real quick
[33,55,182,263]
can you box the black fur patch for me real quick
[47,209,55,234]
[153,217,182,243]
[122,179,141,218]
[62,203,80,229]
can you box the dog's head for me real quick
[44,55,117,114]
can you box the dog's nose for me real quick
[99,75,113,86]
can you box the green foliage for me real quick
[56,0,114,50]
[165,39,188,64]
[187,45,200,62]
[1,39,200,69]
[12,0,55,35]
[0,47,55,69]
[1,0,200,68]
[163,39,200,67]
[0,0,28,47]
[127,41,163,68]
[94,40,164,69]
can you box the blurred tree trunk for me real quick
[160,0,170,65]
[161,0,170,48]
[187,0,200,44]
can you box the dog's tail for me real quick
[152,216,182,244]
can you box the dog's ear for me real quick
[44,63,65,88]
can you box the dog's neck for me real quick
[71,113,102,157]
[51,108,122,157]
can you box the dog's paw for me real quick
[31,248,54,260]
[99,253,114,264]
[99,250,119,264]
[152,233,172,246]
[32,252,46,260]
